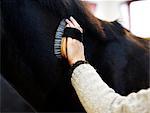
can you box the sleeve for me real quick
[71,64,150,113]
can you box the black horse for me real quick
[1,0,150,112]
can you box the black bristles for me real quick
[54,19,66,58]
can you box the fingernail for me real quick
[65,19,68,21]
[70,16,73,19]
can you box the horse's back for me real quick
[99,21,150,95]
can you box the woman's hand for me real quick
[62,16,85,65]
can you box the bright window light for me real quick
[120,3,130,30]
[130,0,150,38]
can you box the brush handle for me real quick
[63,28,83,42]
[61,37,67,58]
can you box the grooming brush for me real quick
[54,19,83,59]
[54,19,66,58]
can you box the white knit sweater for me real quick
[71,64,150,113]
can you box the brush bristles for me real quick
[54,19,66,58]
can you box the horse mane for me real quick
[37,0,106,40]
[37,0,149,48]
[102,20,150,50]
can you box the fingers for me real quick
[65,16,83,33]
[70,16,80,27]
[66,24,70,27]
[65,19,75,28]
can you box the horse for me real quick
[1,0,150,112]
[0,74,35,112]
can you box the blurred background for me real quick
[82,0,150,38]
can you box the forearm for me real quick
[71,64,120,113]
[71,64,150,113]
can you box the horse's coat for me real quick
[1,0,150,112]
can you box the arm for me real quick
[63,16,150,113]
[71,63,150,113]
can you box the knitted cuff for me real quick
[69,60,89,75]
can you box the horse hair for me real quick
[37,0,106,40]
